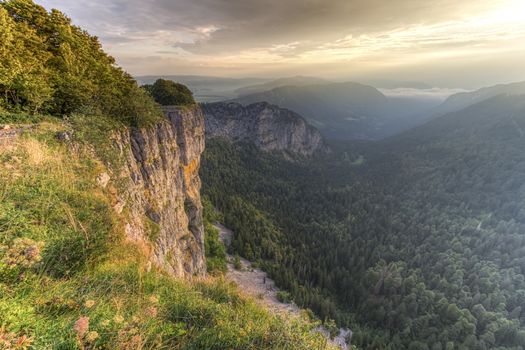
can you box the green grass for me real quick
[0,109,47,125]
[0,118,336,349]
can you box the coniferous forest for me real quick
[2,1,525,349]
[201,95,525,349]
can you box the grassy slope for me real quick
[0,115,334,349]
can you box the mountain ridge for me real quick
[432,81,525,116]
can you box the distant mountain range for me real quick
[431,81,525,116]
[234,76,330,96]
[386,94,525,151]
[136,75,269,102]
[231,82,443,140]
[139,75,525,141]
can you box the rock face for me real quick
[114,105,206,277]
[201,102,329,156]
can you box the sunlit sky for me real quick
[37,0,525,88]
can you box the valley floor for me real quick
[214,223,351,350]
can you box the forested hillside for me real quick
[201,95,525,349]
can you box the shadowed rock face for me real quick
[201,102,329,156]
[115,105,206,277]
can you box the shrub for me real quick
[233,254,242,270]
[276,291,292,303]
[142,79,195,106]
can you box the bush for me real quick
[276,291,292,303]
[142,79,195,106]
[233,254,242,270]
[205,223,227,273]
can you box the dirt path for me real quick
[214,223,351,349]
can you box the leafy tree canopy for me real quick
[142,79,196,106]
[0,0,161,126]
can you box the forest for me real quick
[0,0,160,126]
[200,95,525,349]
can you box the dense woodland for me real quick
[201,95,525,349]
[0,0,160,126]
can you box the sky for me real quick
[37,0,525,89]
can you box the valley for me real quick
[200,92,525,349]
[2,1,525,349]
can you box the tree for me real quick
[0,0,161,125]
[142,79,195,106]
[0,5,51,112]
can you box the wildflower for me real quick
[130,334,142,347]
[84,300,95,308]
[100,319,110,327]
[85,331,99,342]
[113,315,124,324]
[148,295,159,304]
[145,306,158,318]
[0,327,33,350]
[131,316,140,323]
[73,317,89,338]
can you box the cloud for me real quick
[379,87,469,100]
[36,0,525,87]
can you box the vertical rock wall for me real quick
[115,105,206,277]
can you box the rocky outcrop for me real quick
[201,102,329,156]
[113,105,206,277]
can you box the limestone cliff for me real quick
[113,105,206,277]
[201,102,329,156]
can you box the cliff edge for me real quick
[115,105,206,277]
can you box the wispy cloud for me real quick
[36,0,525,87]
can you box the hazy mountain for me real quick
[231,82,445,140]
[388,94,525,149]
[235,76,330,96]
[432,81,525,116]
[231,82,387,139]
[136,75,269,102]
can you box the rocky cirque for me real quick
[201,102,329,156]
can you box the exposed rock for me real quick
[115,105,206,277]
[201,102,329,156]
[96,172,111,188]
[112,200,125,214]
[56,131,72,141]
